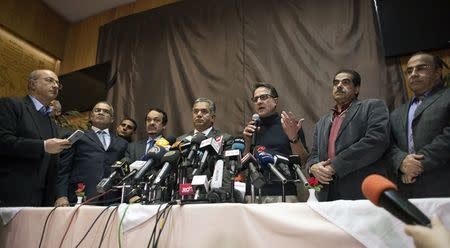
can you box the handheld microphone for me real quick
[289,155,308,187]
[241,153,265,189]
[133,145,166,182]
[362,174,431,226]
[251,114,260,150]
[152,150,181,186]
[210,159,225,189]
[255,151,287,184]
[192,136,222,176]
[96,157,131,193]
[228,138,245,172]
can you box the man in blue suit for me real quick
[385,52,450,198]
[55,101,128,206]
[306,69,390,201]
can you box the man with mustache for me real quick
[125,108,168,162]
[306,69,390,201]
[55,101,128,206]
[242,82,309,203]
[385,52,450,198]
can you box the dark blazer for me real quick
[125,139,147,163]
[306,99,390,201]
[0,96,59,206]
[55,128,128,203]
[385,86,450,198]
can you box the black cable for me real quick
[97,205,119,248]
[38,206,57,248]
[147,203,165,248]
[154,204,174,247]
[75,205,113,248]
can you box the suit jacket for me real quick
[306,99,390,201]
[0,96,59,206]
[385,86,450,198]
[55,128,128,203]
[177,127,232,143]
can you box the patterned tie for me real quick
[146,139,155,154]
[97,130,108,150]
[38,106,49,116]
[408,96,424,153]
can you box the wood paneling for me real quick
[60,0,178,74]
[0,0,69,59]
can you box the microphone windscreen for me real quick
[362,174,398,206]
[165,135,176,145]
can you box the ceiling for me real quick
[42,0,136,22]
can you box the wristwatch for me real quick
[289,136,299,144]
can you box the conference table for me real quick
[1,198,449,247]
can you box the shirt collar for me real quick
[331,101,352,116]
[194,126,213,136]
[91,126,109,135]
[28,95,52,115]
[147,134,162,143]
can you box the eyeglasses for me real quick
[333,78,352,86]
[251,94,273,103]
[93,108,112,115]
[192,108,211,115]
[406,64,433,76]
[43,77,63,90]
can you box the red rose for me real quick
[75,182,86,193]
[308,177,319,186]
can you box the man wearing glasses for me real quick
[385,52,450,198]
[0,69,71,206]
[242,82,309,203]
[55,101,128,206]
[306,70,390,201]
[178,98,231,142]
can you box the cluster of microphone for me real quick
[96,133,311,204]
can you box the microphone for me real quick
[361,174,431,226]
[289,155,308,187]
[152,150,181,186]
[133,145,166,182]
[255,151,287,184]
[273,154,293,179]
[251,114,260,151]
[228,138,245,172]
[192,136,222,176]
[179,183,194,197]
[96,157,131,193]
[183,133,207,167]
[241,153,265,189]
[191,175,209,200]
[210,159,225,190]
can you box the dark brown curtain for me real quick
[97,0,405,145]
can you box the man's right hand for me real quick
[310,159,333,184]
[400,154,424,177]
[55,196,70,207]
[45,138,72,154]
[243,120,256,147]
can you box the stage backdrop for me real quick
[97,0,405,145]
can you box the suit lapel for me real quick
[85,129,105,150]
[319,114,332,158]
[23,96,45,139]
[138,139,147,156]
[413,87,444,121]
[336,101,361,140]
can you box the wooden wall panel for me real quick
[60,0,178,74]
[0,0,69,59]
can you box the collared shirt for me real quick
[327,103,352,159]
[407,94,428,153]
[28,95,52,115]
[91,126,111,149]
[145,134,162,153]
[194,126,213,137]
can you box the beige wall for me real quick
[0,0,68,59]
[61,0,178,74]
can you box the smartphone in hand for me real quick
[67,130,84,144]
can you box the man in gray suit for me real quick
[385,52,450,198]
[177,98,231,142]
[306,69,390,201]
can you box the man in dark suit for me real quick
[55,101,128,206]
[126,109,168,162]
[0,69,71,206]
[306,69,390,201]
[385,52,450,198]
[177,98,231,142]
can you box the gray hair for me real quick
[193,97,216,115]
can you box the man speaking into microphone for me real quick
[242,82,309,203]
